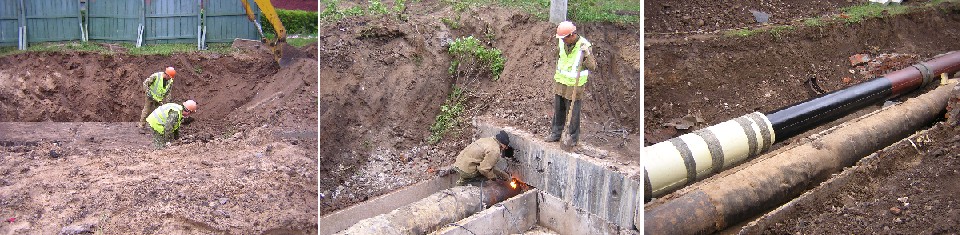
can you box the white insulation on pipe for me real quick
[644,112,775,198]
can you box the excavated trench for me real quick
[0,45,320,234]
[644,2,960,234]
[319,121,641,234]
[0,46,318,151]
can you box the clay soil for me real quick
[645,0,960,233]
[0,44,318,234]
[320,0,640,216]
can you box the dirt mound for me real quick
[0,51,276,130]
[645,0,859,34]
[320,1,639,215]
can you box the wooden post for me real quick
[549,0,567,23]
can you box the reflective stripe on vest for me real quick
[149,72,172,102]
[553,37,590,86]
[146,103,183,134]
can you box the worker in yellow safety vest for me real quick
[545,21,597,146]
[139,67,177,129]
[453,131,513,186]
[147,100,197,149]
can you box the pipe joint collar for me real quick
[914,62,934,87]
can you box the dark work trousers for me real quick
[549,94,582,142]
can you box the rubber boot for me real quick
[546,95,567,142]
[562,100,582,147]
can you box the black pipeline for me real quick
[644,51,960,201]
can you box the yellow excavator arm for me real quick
[240,0,288,66]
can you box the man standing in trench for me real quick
[545,21,597,147]
[140,67,176,129]
[453,131,512,186]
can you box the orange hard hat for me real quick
[165,67,176,78]
[556,21,576,39]
[183,100,197,112]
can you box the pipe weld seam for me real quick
[668,138,698,186]
[914,63,933,87]
[733,116,759,157]
[694,128,724,173]
[746,112,774,152]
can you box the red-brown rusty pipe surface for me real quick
[888,51,960,96]
[338,179,526,234]
[481,179,525,206]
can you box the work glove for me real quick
[181,117,194,126]
[494,169,510,181]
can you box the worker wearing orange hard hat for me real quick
[545,21,597,146]
[146,100,197,149]
[139,67,177,129]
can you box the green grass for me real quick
[803,17,825,27]
[206,43,238,54]
[28,41,109,53]
[441,16,463,29]
[2,42,239,57]
[123,43,198,56]
[321,0,638,24]
[768,25,795,38]
[839,3,909,23]
[368,0,390,15]
[569,0,640,23]
[287,34,318,47]
[495,0,550,20]
[321,0,410,22]
[0,47,17,56]
[724,28,759,37]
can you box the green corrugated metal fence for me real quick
[24,0,82,43]
[144,0,199,44]
[87,0,142,42]
[204,0,259,43]
[0,0,20,46]
[2,0,265,50]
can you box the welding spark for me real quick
[510,179,518,189]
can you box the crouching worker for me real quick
[453,130,513,186]
[147,100,197,149]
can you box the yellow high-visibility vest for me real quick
[146,103,183,134]
[553,37,591,86]
[148,72,172,102]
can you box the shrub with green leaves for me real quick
[262,9,319,35]
[448,36,506,81]
[368,0,390,15]
[428,85,466,144]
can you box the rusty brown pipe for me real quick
[645,81,958,235]
[338,180,524,234]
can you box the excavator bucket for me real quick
[242,0,304,67]
[277,42,307,67]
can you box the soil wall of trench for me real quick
[645,3,960,145]
[320,0,640,215]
